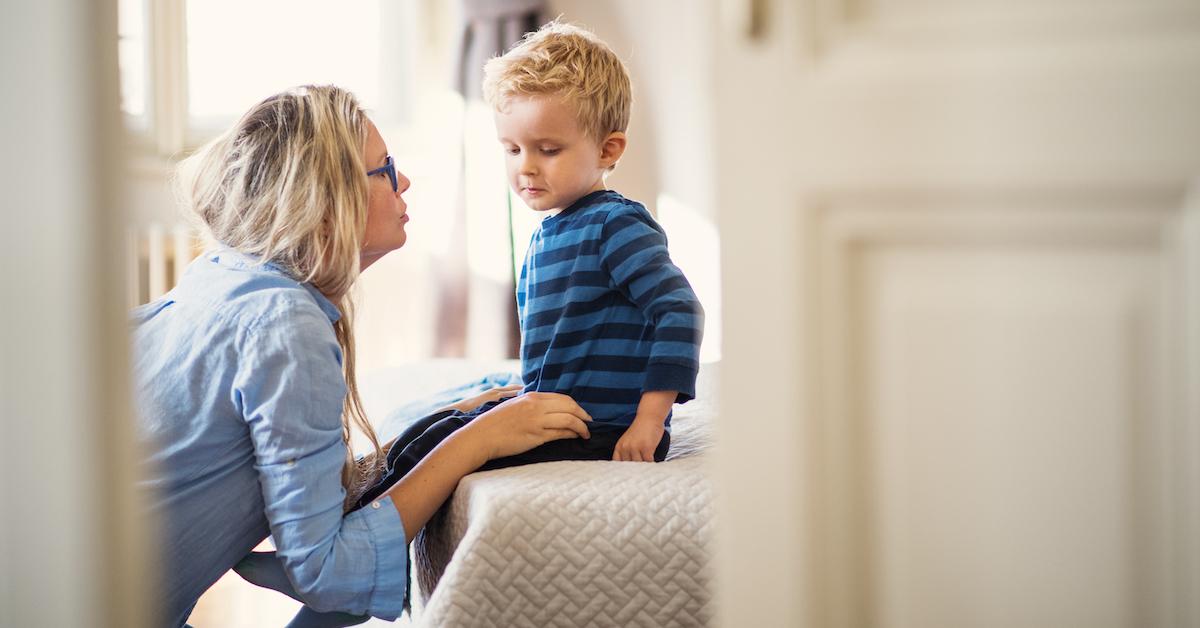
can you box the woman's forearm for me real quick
[381,391,591,541]
[383,428,488,541]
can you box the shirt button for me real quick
[371,501,381,509]
[287,459,296,468]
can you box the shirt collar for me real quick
[543,189,619,224]
[205,248,343,324]
[301,284,343,323]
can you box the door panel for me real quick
[864,246,1157,628]
[711,0,1200,626]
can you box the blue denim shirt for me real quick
[131,250,407,627]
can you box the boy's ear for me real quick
[599,131,627,168]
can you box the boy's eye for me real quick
[540,148,560,155]
[506,147,520,155]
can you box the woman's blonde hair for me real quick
[482,20,632,143]
[177,84,384,507]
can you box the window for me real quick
[121,0,410,157]
[117,0,148,128]
[186,0,387,132]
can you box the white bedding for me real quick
[359,360,716,627]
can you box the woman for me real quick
[131,85,592,627]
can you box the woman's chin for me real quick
[361,239,405,269]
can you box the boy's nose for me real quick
[519,155,538,176]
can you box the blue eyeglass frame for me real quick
[367,155,398,192]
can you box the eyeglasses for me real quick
[367,155,398,192]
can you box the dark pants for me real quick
[355,401,670,510]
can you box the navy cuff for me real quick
[645,361,698,403]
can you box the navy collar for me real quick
[543,189,618,224]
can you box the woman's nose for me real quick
[396,171,411,195]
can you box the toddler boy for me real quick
[484,19,704,462]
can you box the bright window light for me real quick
[118,0,147,123]
[656,194,722,363]
[186,0,383,128]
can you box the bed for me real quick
[358,360,717,627]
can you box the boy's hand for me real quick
[613,390,676,462]
[612,415,665,462]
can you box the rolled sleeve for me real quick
[645,360,698,403]
[356,495,408,617]
[237,305,409,619]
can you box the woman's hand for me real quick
[466,392,592,460]
[384,391,590,541]
[440,384,526,414]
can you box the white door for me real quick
[711,1,1200,627]
[1,0,148,627]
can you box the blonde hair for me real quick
[482,20,632,143]
[177,84,384,507]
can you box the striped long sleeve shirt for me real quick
[517,190,704,427]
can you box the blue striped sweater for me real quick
[517,190,704,427]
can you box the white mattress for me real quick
[359,360,716,627]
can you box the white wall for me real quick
[543,2,724,363]
[545,0,719,220]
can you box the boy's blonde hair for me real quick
[176,85,384,508]
[482,20,632,143]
